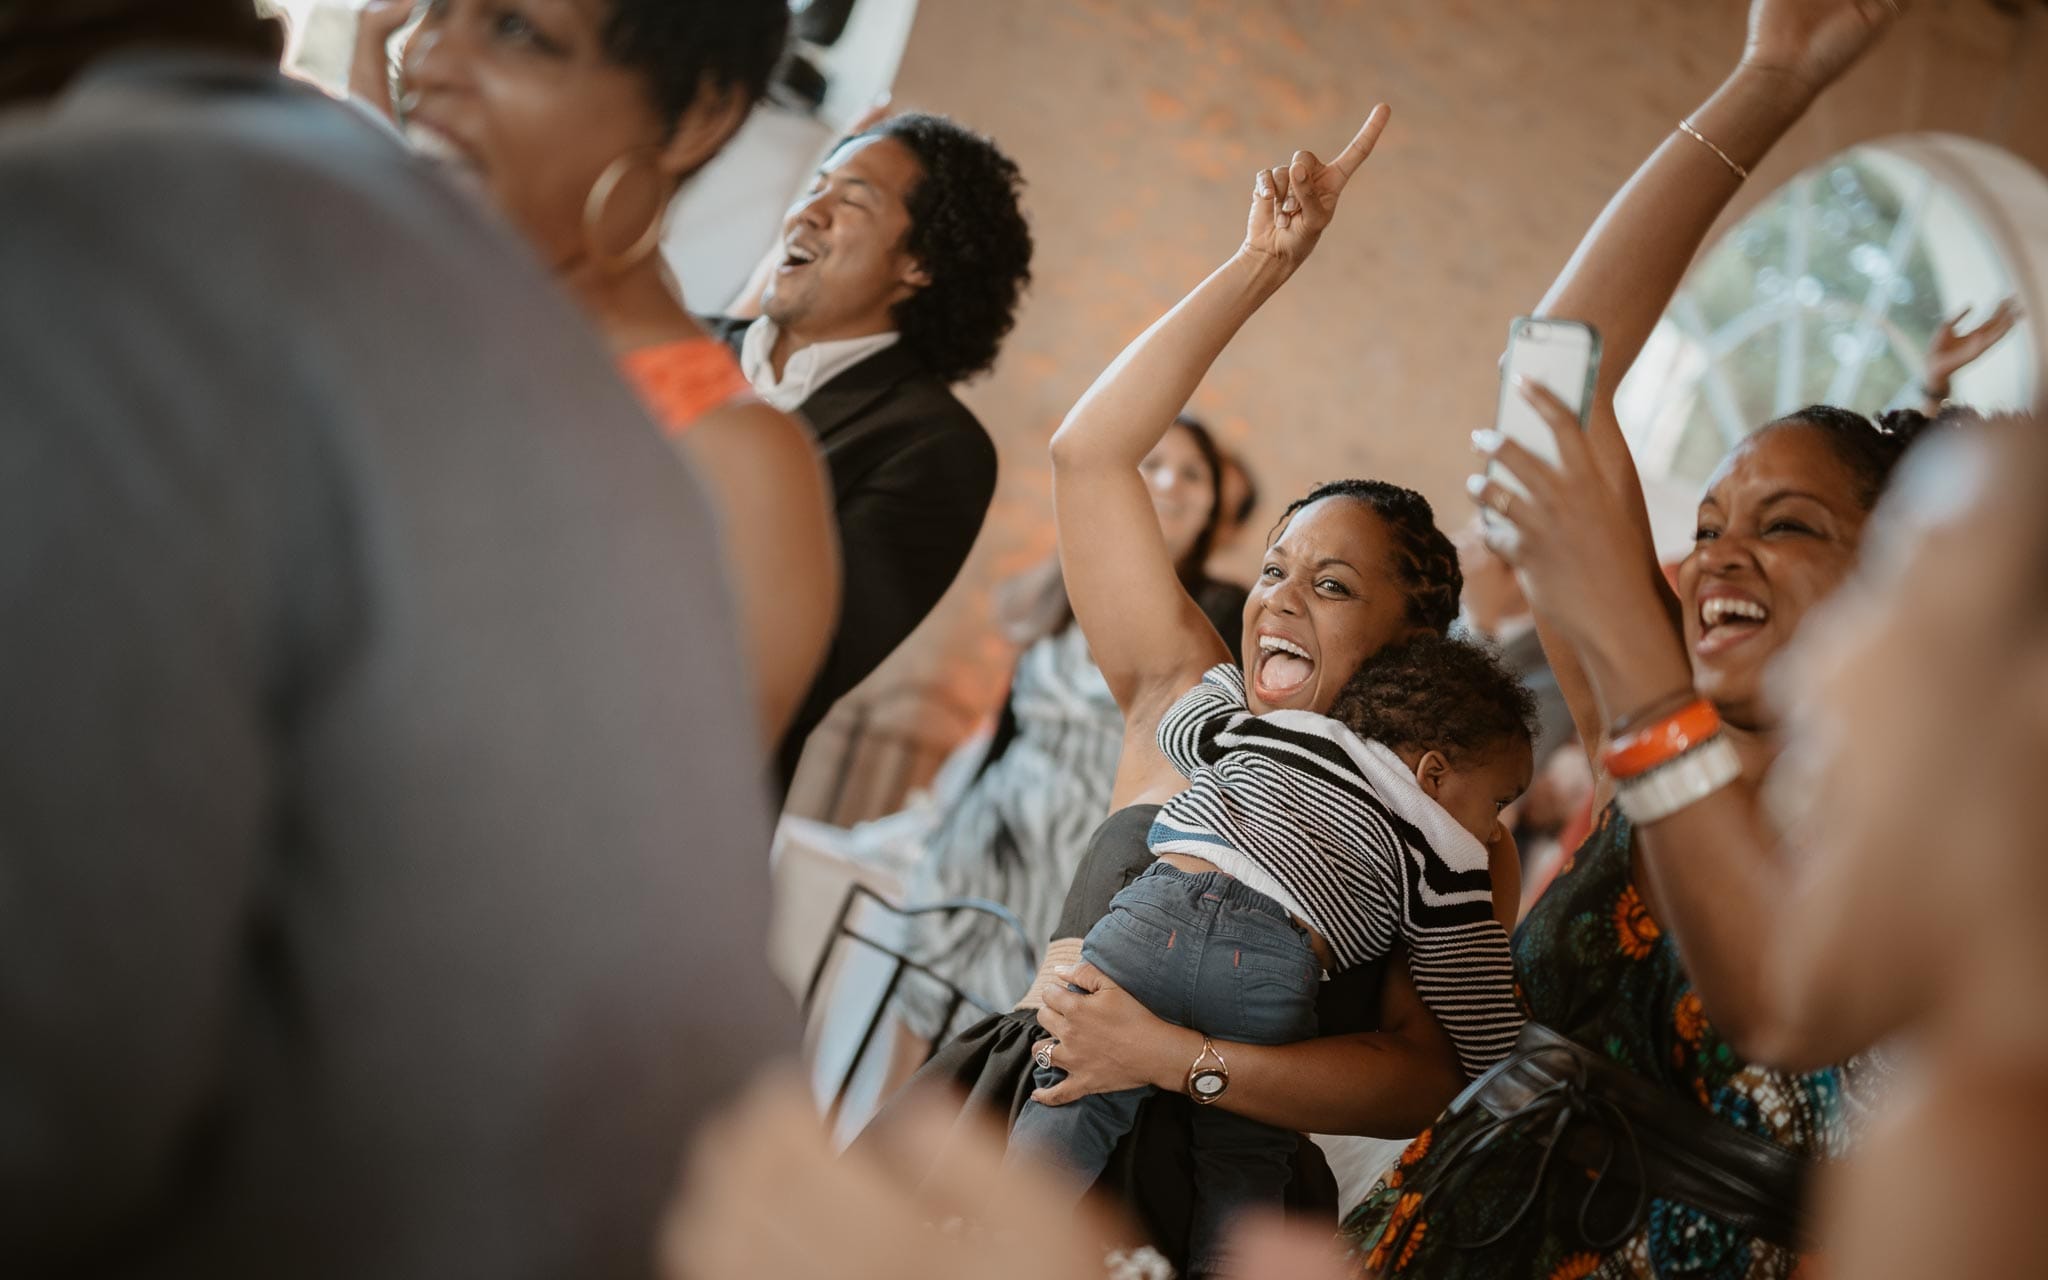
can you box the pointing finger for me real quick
[1328,103,1391,181]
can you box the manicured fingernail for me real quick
[1465,473,1488,497]
[1471,428,1504,452]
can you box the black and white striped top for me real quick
[1151,664,1523,1079]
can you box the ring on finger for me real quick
[1488,486,1513,516]
[1033,1039,1058,1072]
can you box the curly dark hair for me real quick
[0,1,287,106]
[1170,414,1227,578]
[1224,452,1261,528]
[602,0,788,150]
[1762,403,1945,511]
[1329,634,1536,767]
[840,112,1033,384]
[1269,479,1463,636]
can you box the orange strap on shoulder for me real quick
[620,338,753,436]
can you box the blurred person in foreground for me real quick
[0,4,790,1273]
[351,0,837,743]
[1765,414,2048,1279]
[0,0,285,102]
[667,1075,1356,1280]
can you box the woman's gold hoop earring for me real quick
[582,149,667,274]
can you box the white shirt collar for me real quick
[738,317,899,413]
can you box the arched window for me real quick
[1619,134,2044,493]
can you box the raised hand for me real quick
[1241,104,1390,274]
[1466,380,1672,665]
[1925,298,2023,398]
[1742,0,1903,93]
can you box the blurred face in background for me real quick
[1214,454,1256,553]
[1453,515,1526,634]
[1140,421,1218,565]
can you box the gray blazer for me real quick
[0,56,791,1278]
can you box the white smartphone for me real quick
[1488,317,1601,511]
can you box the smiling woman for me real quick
[349,0,839,746]
[854,107,1523,1274]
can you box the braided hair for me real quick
[1766,404,1943,511]
[1270,479,1462,636]
[1330,634,1536,766]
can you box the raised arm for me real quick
[1520,0,1902,753]
[1050,108,1389,778]
[1919,298,2023,414]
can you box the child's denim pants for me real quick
[1009,861,1321,1276]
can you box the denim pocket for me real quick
[1096,898,1175,950]
[1226,957,1320,1044]
[1229,935,1318,991]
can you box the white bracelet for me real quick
[1616,735,1742,825]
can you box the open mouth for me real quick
[1254,633,1316,700]
[403,121,479,174]
[778,242,820,273]
[1696,592,1770,654]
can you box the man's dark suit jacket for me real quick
[1,57,792,1278]
[708,319,999,790]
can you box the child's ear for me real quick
[1413,749,1451,800]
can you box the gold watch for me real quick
[1185,1037,1229,1105]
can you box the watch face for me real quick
[1191,1068,1227,1099]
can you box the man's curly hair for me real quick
[1329,635,1536,766]
[1271,479,1463,636]
[843,113,1032,385]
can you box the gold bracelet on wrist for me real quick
[1679,119,1749,182]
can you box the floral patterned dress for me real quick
[1339,807,1846,1279]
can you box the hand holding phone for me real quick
[1487,317,1601,517]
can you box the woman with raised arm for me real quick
[351,0,836,745]
[1343,1,1913,1275]
[866,106,1530,1275]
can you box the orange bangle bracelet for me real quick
[1603,697,1722,780]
